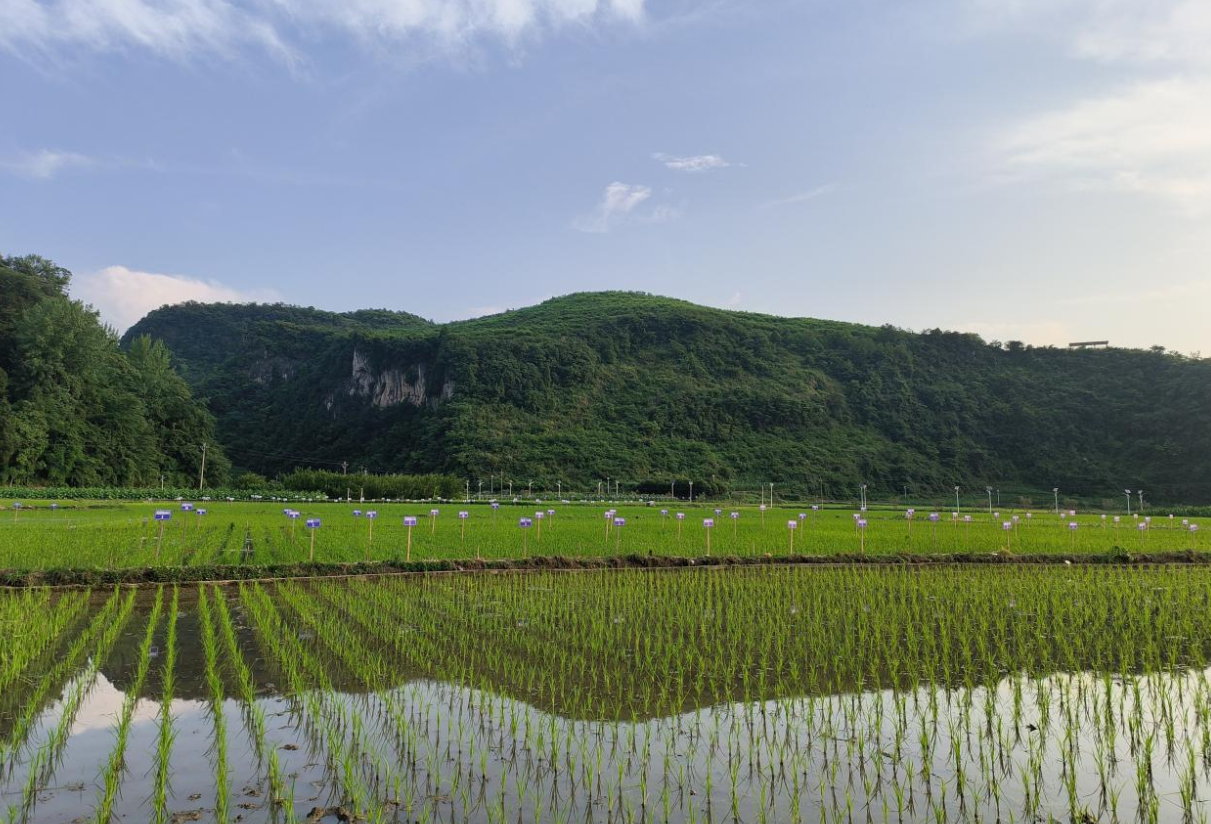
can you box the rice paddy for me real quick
[4,566,1211,823]
[0,500,1204,572]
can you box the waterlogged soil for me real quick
[3,568,1211,823]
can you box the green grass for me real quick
[0,499,1204,573]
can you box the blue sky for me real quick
[2,0,1210,354]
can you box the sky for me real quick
[2,0,1210,354]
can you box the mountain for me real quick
[123,292,1211,503]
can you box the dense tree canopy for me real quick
[126,292,1211,503]
[0,255,228,487]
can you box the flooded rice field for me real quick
[3,566,1211,824]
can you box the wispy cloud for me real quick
[0,0,295,64]
[961,0,1211,68]
[642,203,684,223]
[1055,279,1211,307]
[993,78,1211,215]
[762,184,836,208]
[726,291,741,307]
[73,265,281,332]
[652,153,730,173]
[573,182,653,233]
[2,148,162,180]
[965,0,1211,214]
[2,148,93,179]
[0,0,644,65]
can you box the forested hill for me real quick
[124,293,1211,502]
[0,256,228,486]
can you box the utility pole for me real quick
[198,442,207,491]
[342,461,348,476]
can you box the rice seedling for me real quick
[92,587,163,824]
[151,587,179,824]
[5,559,1211,823]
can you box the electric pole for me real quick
[198,442,207,491]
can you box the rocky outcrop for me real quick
[348,349,453,408]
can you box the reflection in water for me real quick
[2,567,1211,823]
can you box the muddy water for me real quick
[3,581,1211,824]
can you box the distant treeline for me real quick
[0,487,320,502]
[280,469,463,500]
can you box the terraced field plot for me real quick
[4,566,1211,823]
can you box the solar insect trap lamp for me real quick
[519,517,533,556]
[403,516,418,561]
[153,509,172,561]
[306,518,321,561]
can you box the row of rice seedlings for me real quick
[208,585,297,822]
[92,587,164,824]
[312,579,594,820]
[0,590,88,703]
[299,580,530,820]
[197,588,232,824]
[273,583,428,814]
[0,589,134,774]
[7,565,1211,822]
[152,587,180,824]
[239,583,384,820]
[15,591,138,821]
[255,566,1211,823]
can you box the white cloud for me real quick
[73,265,281,332]
[652,153,730,173]
[962,0,1211,68]
[573,182,652,233]
[0,0,294,64]
[762,184,836,208]
[643,203,683,223]
[2,148,93,179]
[994,77,1211,215]
[0,0,643,64]
[725,291,741,307]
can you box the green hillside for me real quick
[0,256,228,486]
[123,292,1211,502]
